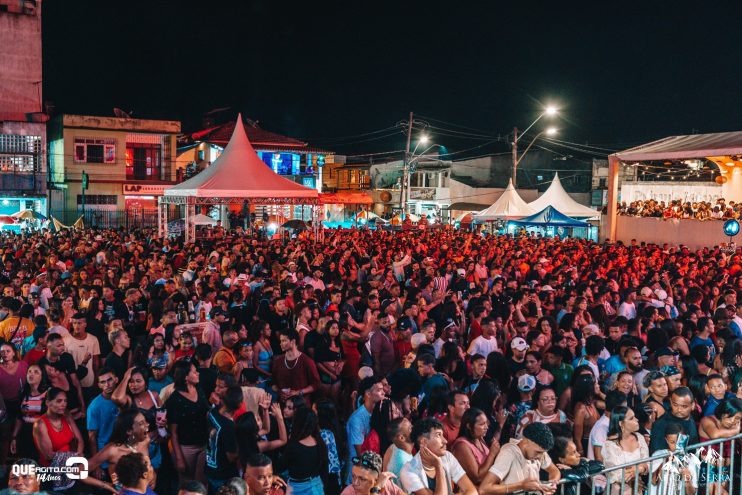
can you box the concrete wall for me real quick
[601,215,737,249]
[0,1,42,119]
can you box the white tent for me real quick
[164,115,318,200]
[527,172,599,219]
[161,114,319,242]
[474,179,534,221]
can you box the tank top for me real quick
[450,437,490,465]
[37,415,74,466]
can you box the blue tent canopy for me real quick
[508,205,589,228]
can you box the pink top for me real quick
[450,436,490,465]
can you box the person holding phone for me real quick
[479,422,561,495]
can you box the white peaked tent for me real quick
[474,179,535,221]
[527,172,599,219]
[160,114,319,241]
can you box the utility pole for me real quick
[511,127,519,187]
[401,111,413,213]
[81,170,88,217]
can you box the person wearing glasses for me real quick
[344,451,406,495]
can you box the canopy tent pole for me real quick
[606,155,620,242]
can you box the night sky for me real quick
[42,1,742,157]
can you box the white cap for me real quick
[358,366,374,380]
[511,337,529,351]
[654,289,668,301]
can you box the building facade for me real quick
[48,114,180,226]
[0,0,47,219]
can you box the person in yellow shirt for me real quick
[0,298,34,352]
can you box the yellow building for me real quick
[48,114,180,227]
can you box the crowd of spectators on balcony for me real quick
[615,198,742,220]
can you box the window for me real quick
[0,134,41,173]
[77,194,117,205]
[126,143,162,180]
[74,138,116,164]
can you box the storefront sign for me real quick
[409,187,436,200]
[123,184,168,195]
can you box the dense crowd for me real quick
[1,225,742,495]
[617,198,742,220]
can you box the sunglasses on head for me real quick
[352,456,379,473]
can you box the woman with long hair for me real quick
[32,387,84,466]
[250,319,273,385]
[570,373,600,456]
[234,404,287,468]
[10,363,48,459]
[111,366,163,431]
[0,342,28,466]
[87,409,152,486]
[283,407,327,495]
[602,406,649,495]
[450,407,500,487]
[166,360,209,484]
[315,399,344,495]
[315,320,345,401]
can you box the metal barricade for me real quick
[507,432,742,495]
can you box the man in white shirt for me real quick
[467,316,499,358]
[617,289,637,320]
[64,312,101,398]
[480,422,561,495]
[400,417,477,495]
[588,390,627,491]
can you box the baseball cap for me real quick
[358,366,374,380]
[149,356,168,369]
[511,337,529,351]
[654,289,668,301]
[398,318,412,332]
[456,268,466,277]
[518,374,537,392]
[655,347,679,358]
[540,285,555,292]
[640,287,653,297]
[660,365,681,377]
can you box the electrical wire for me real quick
[541,137,618,152]
[302,124,403,143]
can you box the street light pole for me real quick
[401,111,413,213]
[511,127,519,185]
[511,106,557,187]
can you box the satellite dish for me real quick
[113,108,131,118]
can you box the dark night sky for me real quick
[41,1,742,157]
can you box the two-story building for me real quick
[48,114,180,226]
[0,0,47,219]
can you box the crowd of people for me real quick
[0,225,742,495]
[616,198,741,220]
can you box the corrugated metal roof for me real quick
[614,131,742,161]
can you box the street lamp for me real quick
[514,127,558,168]
[512,106,558,186]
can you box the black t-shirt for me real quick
[205,410,238,480]
[198,366,219,398]
[104,350,129,381]
[165,388,209,446]
[303,330,322,357]
[507,356,526,375]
